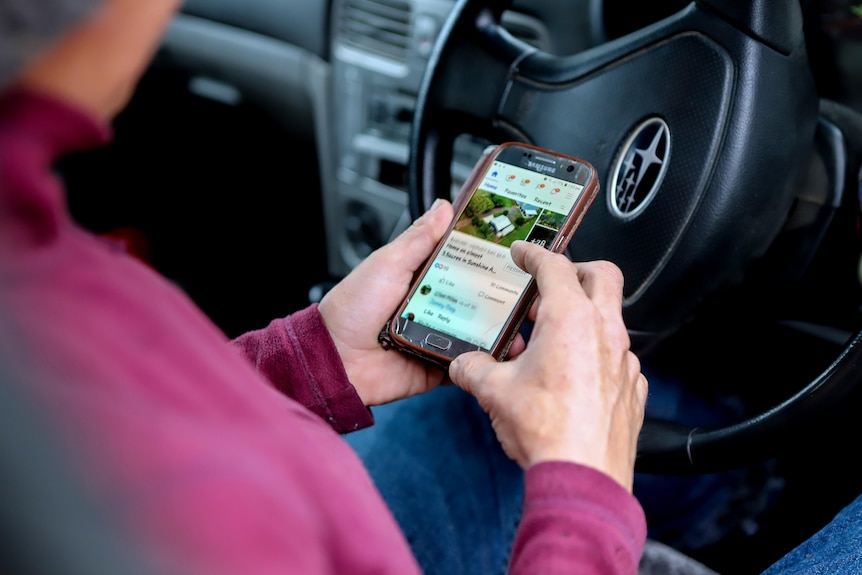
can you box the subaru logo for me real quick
[609,117,670,219]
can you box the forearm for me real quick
[508,461,647,575]
[230,304,374,434]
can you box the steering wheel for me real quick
[408,0,862,473]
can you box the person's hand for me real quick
[448,241,647,492]
[319,199,516,407]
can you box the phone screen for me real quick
[395,147,590,354]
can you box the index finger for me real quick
[510,240,587,303]
[511,241,626,316]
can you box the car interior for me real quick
[47,0,862,573]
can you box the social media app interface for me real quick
[401,160,585,350]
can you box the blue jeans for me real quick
[345,385,523,575]
[760,495,862,574]
[346,378,862,574]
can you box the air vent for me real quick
[339,0,412,63]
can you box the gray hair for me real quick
[0,0,101,89]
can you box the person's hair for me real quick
[0,0,100,89]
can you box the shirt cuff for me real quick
[280,305,375,432]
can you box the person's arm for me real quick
[449,244,649,573]
[231,199,457,431]
[509,462,646,575]
[230,305,375,434]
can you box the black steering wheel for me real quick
[408,0,862,473]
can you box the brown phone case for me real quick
[379,142,599,369]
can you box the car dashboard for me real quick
[323,0,598,278]
[161,0,592,281]
[324,0,563,276]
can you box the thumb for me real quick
[448,350,498,397]
[384,199,453,270]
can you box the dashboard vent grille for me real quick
[339,0,412,63]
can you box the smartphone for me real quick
[380,142,599,369]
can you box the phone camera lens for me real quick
[566,165,575,172]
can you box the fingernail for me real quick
[430,199,442,211]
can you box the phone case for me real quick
[379,142,598,369]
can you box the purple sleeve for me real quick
[230,303,374,434]
[509,461,647,575]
